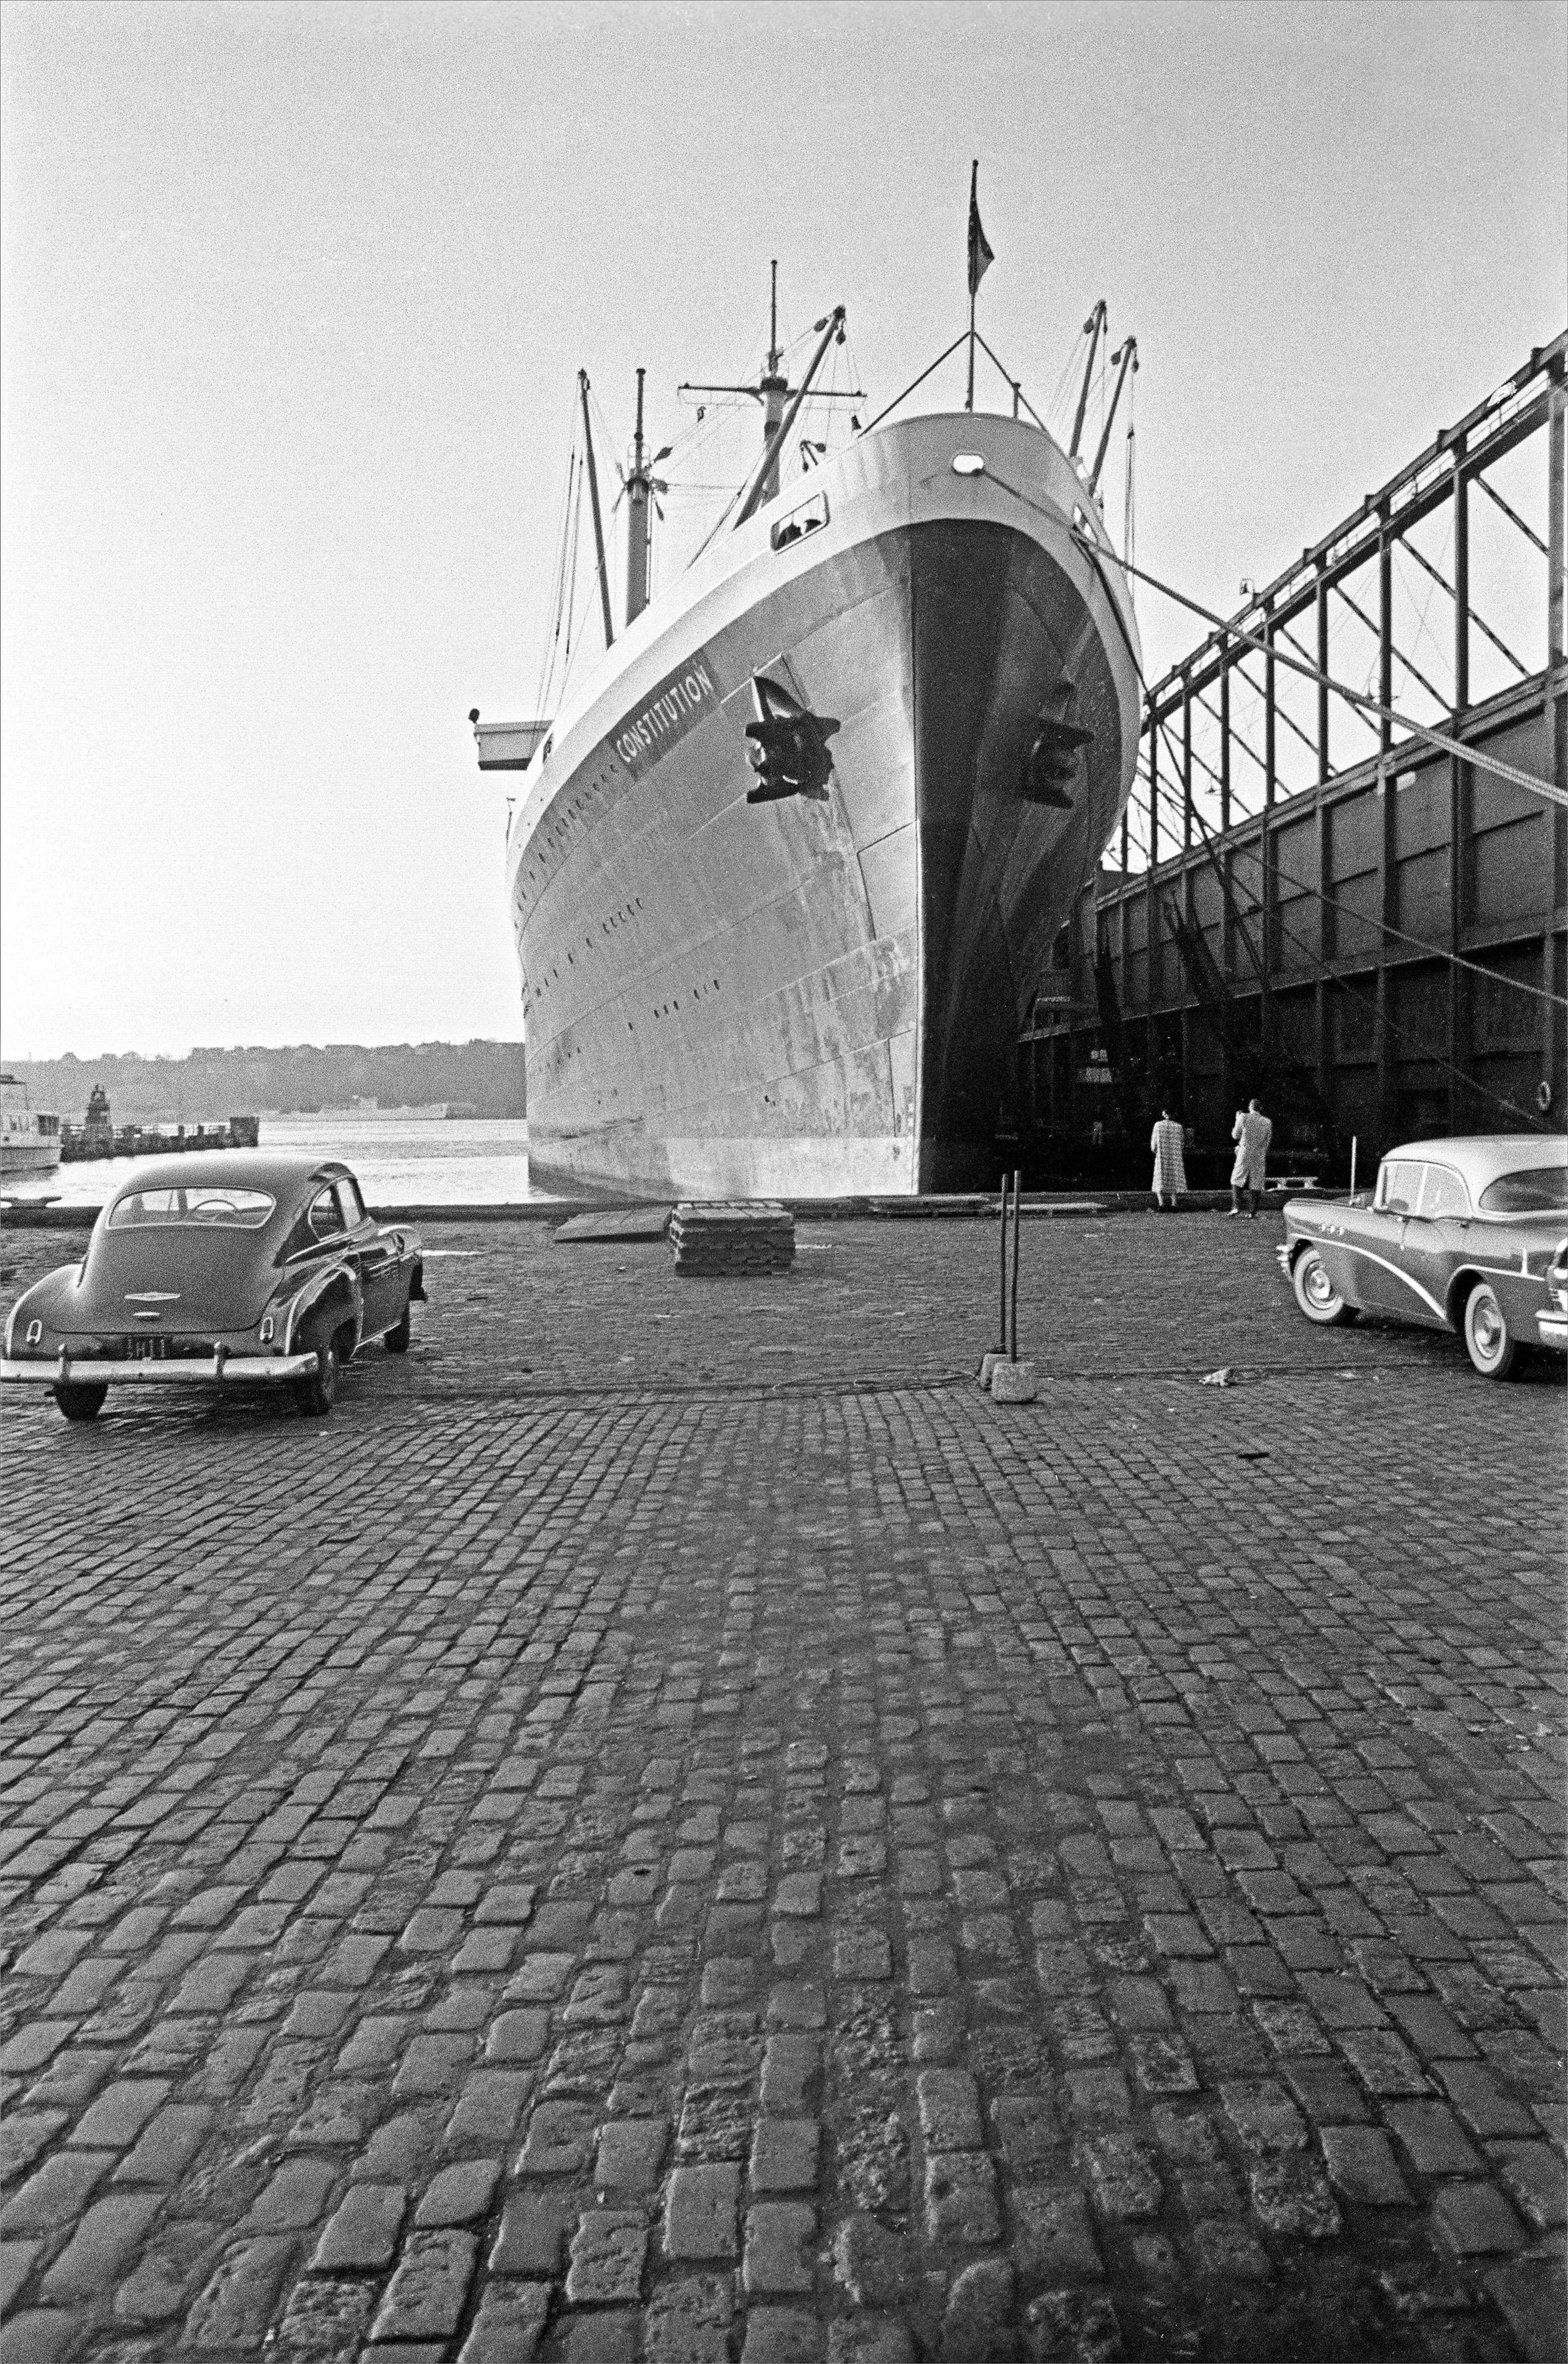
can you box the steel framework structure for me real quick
[1055,333,1568,1168]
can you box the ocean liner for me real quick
[475,268,1142,1198]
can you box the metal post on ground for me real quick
[1009,1170,1022,1361]
[998,1169,1011,1352]
[990,1169,1037,1401]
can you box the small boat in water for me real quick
[476,239,1141,1198]
[1,1074,62,1178]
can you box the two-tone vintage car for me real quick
[1,1152,424,1421]
[1278,1132,1568,1379]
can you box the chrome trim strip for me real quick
[1,1354,317,1386]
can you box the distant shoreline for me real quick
[1,1041,526,1126]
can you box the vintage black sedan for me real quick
[2,1152,424,1421]
[1278,1132,1567,1380]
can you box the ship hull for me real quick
[502,413,1140,1198]
[0,1140,62,1178]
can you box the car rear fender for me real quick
[282,1262,362,1356]
[3,1263,89,1354]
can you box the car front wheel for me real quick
[1463,1282,1519,1381]
[1291,1247,1356,1326]
[54,1383,108,1422]
[294,1322,344,1416]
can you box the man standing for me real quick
[1230,1098,1272,1218]
[1150,1108,1186,1211]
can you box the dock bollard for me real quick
[990,1168,1038,1402]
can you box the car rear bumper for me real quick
[1535,1312,1568,1350]
[1,1352,318,1387]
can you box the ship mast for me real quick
[679,262,864,520]
[734,308,845,528]
[622,369,671,627]
[760,261,787,504]
[627,370,651,625]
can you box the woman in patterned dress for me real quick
[1150,1108,1186,1211]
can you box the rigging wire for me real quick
[562,450,584,669]
[1075,532,1565,810]
[532,388,586,721]
[1122,362,1136,581]
[1044,321,1092,435]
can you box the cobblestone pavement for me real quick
[3,1214,1564,2363]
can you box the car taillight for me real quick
[26,1320,43,1345]
[259,1314,276,1345]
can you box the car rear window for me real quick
[109,1186,276,1229]
[1477,1166,1568,1214]
[1421,1166,1470,1220]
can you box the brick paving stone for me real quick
[1190,2217,1274,2281]
[0,2240,43,2314]
[1431,2180,1528,2256]
[488,2190,570,2277]
[1010,2183,1103,2279]
[923,2150,1001,2243]
[457,2278,550,2363]
[36,2192,161,2301]
[1382,2098,1485,2179]
[1318,2124,1413,2207]
[642,2271,734,2363]
[749,2117,819,2192]
[310,2181,405,2269]
[183,2235,296,2349]
[1485,2251,1568,2364]
[111,2108,210,2193]
[274,2273,379,2353]
[915,2068,982,2151]
[414,2157,500,2225]
[743,2201,815,2297]
[65,2078,167,2150]
[831,2215,914,2308]
[664,2163,740,2259]
[566,2208,647,2303]
[369,2227,477,2340]
[246,2155,337,2230]
[0,2310,77,2363]
[740,2308,823,2363]
[1490,2140,1568,2231]
[0,2151,115,2234]
[595,2116,668,2191]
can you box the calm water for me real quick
[3,1115,560,1210]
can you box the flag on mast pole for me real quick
[967,161,994,297]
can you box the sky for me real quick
[3,0,1564,1059]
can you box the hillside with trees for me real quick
[3,1042,526,1123]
